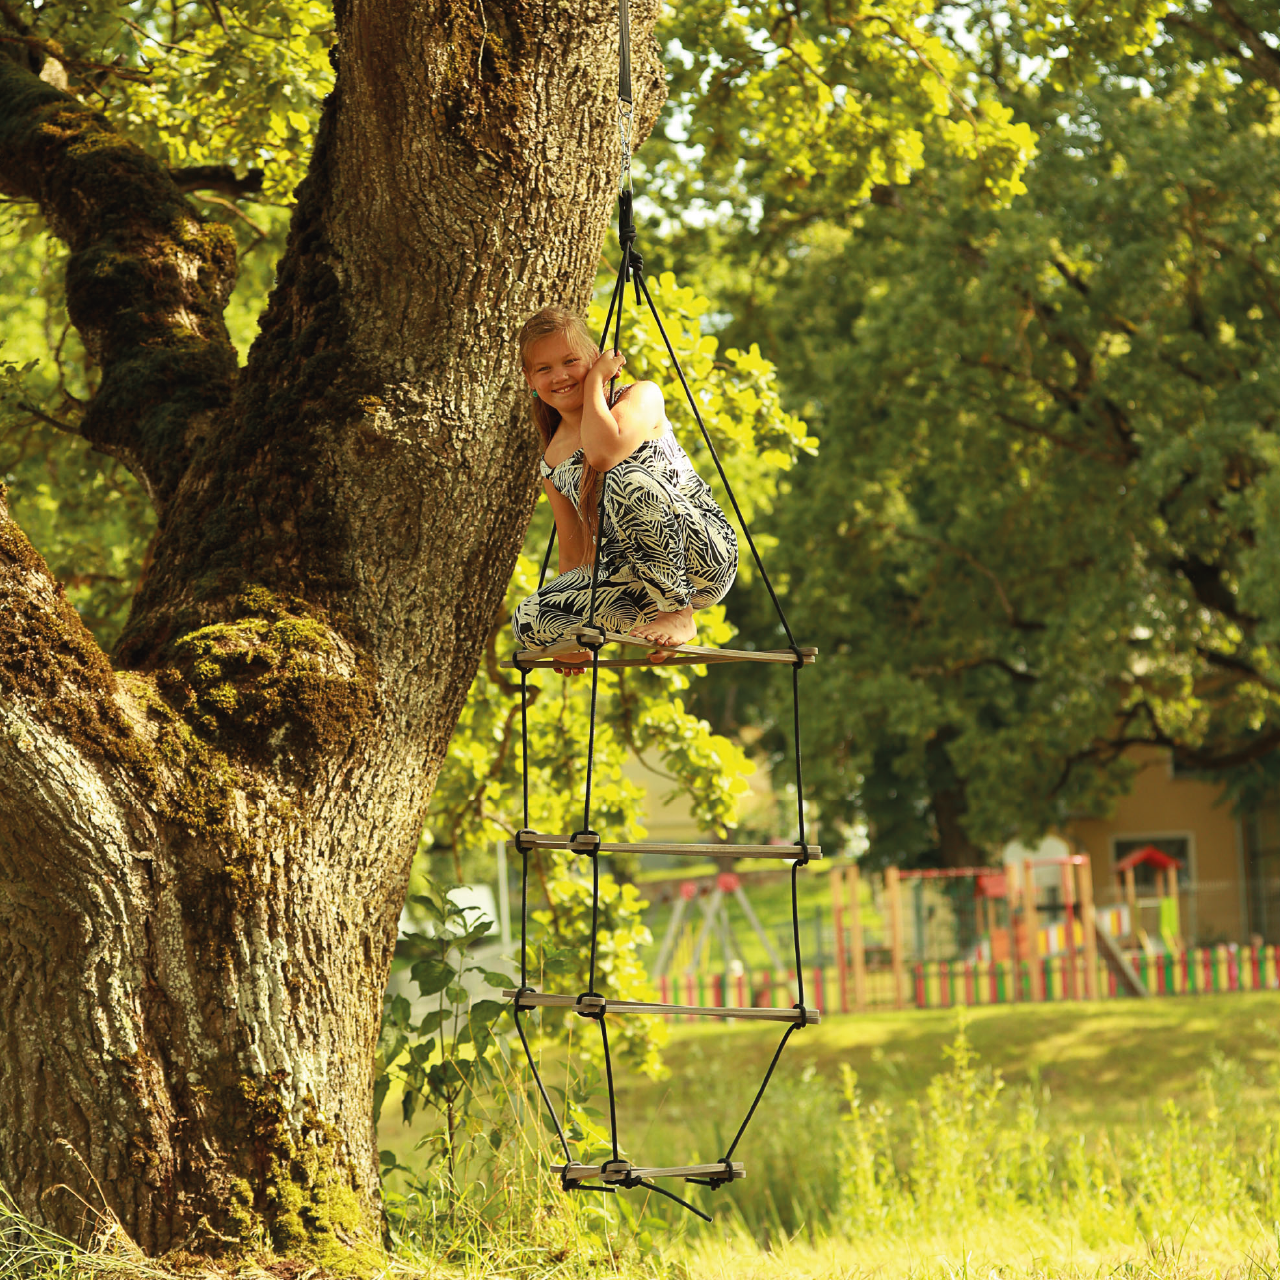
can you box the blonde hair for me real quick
[518,307,606,552]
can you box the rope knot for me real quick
[574,992,604,1021]
[575,625,607,652]
[569,829,601,854]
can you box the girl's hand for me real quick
[586,349,625,385]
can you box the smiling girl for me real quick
[512,307,738,670]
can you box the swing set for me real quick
[497,0,821,1223]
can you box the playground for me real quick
[635,842,1274,1018]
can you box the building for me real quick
[1059,746,1278,946]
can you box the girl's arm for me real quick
[544,479,587,572]
[580,351,664,470]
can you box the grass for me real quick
[370,993,1280,1276]
[7,997,1280,1278]
[680,1224,1280,1280]
[614,991,1280,1133]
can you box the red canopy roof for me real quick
[1115,844,1183,873]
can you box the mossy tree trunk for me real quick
[0,0,663,1259]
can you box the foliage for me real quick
[834,1023,1280,1242]
[684,11,1280,863]
[655,0,1041,225]
[363,998,1280,1276]
[2,0,330,203]
[619,1008,1280,1248]
[375,889,517,1186]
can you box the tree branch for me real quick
[169,164,265,199]
[0,56,239,510]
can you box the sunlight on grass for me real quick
[5,1000,1280,1279]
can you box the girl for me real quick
[512,307,738,671]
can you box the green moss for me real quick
[225,1177,257,1243]
[204,683,238,711]
[159,589,377,762]
[228,1075,381,1268]
[0,510,162,796]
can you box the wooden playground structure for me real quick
[644,847,1280,1016]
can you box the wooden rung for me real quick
[502,631,816,670]
[510,832,821,860]
[561,1161,745,1184]
[505,990,821,1025]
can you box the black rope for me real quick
[599,1012,622,1162]
[538,524,557,591]
[791,859,808,1011]
[633,268,801,655]
[638,1179,712,1223]
[587,849,601,993]
[720,1023,800,1165]
[793,665,808,847]
[512,1004,573,1164]
[518,666,532,989]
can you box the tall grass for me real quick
[6,1019,1280,1278]
[628,1020,1280,1255]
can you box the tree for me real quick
[0,0,1076,1262]
[683,5,1280,866]
[0,0,671,1255]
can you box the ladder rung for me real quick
[510,832,820,859]
[502,631,816,670]
[561,1161,745,1184]
[505,989,821,1025]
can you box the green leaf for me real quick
[467,999,508,1025]
[410,956,454,997]
[372,1074,391,1123]
[418,1008,449,1036]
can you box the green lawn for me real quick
[614,990,1280,1133]
[378,993,1280,1279]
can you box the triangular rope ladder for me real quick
[505,0,818,1222]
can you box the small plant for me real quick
[375,886,514,1187]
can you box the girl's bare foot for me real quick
[552,648,591,677]
[630,607,696,663]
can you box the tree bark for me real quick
[0,0,664,1258]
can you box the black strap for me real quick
[618,0,633,105]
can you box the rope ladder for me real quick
[504,0,819,1221]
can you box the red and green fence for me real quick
[653,943,1280,1018]
[912,942,1280,1007]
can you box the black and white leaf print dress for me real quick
[512,428,739,648]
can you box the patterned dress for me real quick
[512,428,739,648]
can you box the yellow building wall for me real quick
[1065,747,1246,944]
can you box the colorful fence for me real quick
[913,943,1280,1007]
[652,944,1280,1018]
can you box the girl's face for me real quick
[523,332,592,413]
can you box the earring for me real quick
[532,390,539,398]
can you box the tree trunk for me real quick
[926,735,987,868]
[0,0,664,1258]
